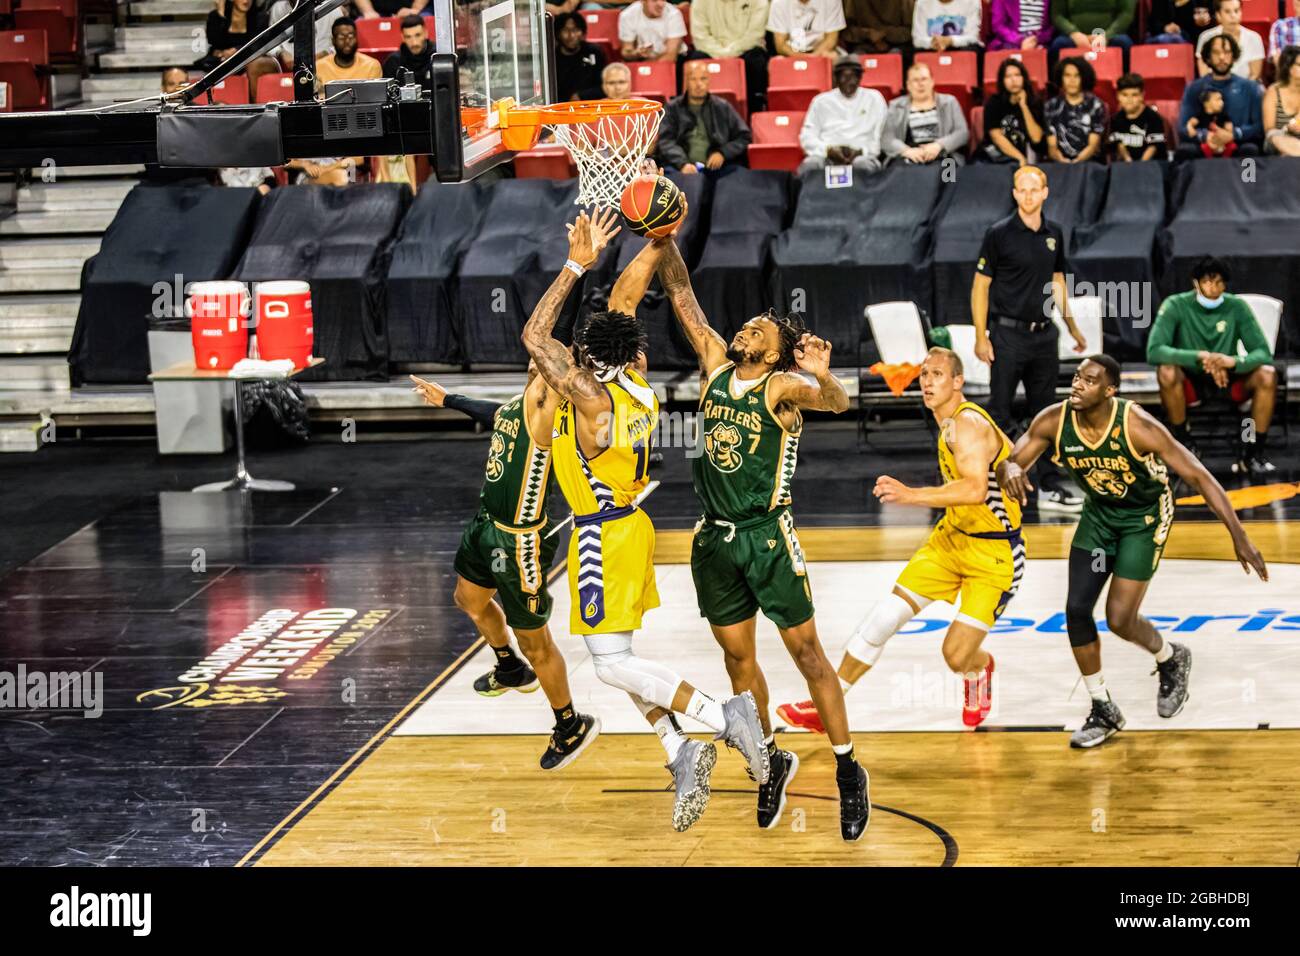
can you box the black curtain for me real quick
[234,184,412,381]
[929,163,1015,329]
[68,184,261,385]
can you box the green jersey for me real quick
[1145,291,1272,374]
[1051,398,1172,518]
[479,393,552,529]
[694,363,800,522]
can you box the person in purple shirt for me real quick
[989,0,1055,51]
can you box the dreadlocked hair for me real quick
[576,309,647,368]
[767,310,809,372]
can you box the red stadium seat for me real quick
[693,56,746,118]
[0,61,47,109]
[969,104,983,156]
[1152,98,1182,147]
[356,15,433,56]
[14,10,74,57]
[583,10,621,62]
[857,52,903,99]
[915,49,978,110]
[677,1,690,41]
[1240,0,1277,22]
[0,80,11,112]
[514,143,577,179]
[209,73,249,104]
[747,109,804,171]
[766,55,832,112]
[1129,43,1194,101]
[0,28,49,66]
[1059,46,1123,110]
[1289,0,1297,16]
[255,71,295,103]
[17,0,77,15]
[982,48,1048,96]
[629,59,676,102]
[980,0,991,44]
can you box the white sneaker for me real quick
[1038,487,1084,513]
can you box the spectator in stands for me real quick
[1269,14,1300,65]
[656,60,753,174]
[1195,0,1264,80]
[354,0,429,19]
[619,0,689,62]
[382,15,435,90]
[602,62,633,98]
[798,55,888,171]
[161,66,189,95]
[316,18,384,84]
[912,0,983,51]
[1178,33,1263,158]
[1186,87,1239,154]
[881,61,970,163]
[1045,56,1108,162]
[688,0,771,115]
[987,0,1053,51]
[198,0,280,93]
[285,156,360,186]
[553,12,608,101]
[218,166,278,194]
[842,0,913,54]
[1263,44,1300,155]
[770,0,847,57]
[1148,255,1277,472]
[1050,0,1135,58]
[270,0,344,66]
[1146,0,1213,46]
[1107,73,1169,159]
[980,56,1046,163]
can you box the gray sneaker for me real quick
[1069,697,1126,748]
[716,691,770,785]
[1155,643,1192,718]
[667,739,717,832]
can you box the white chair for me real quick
[945,324,990,390]
[865,301,929,365]
[1051,295,1103,361]
[1237,293,1282,356]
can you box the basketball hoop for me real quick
[492,98,663,208]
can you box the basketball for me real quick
[619,175,686,239]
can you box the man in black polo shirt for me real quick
[972,165,1088,512]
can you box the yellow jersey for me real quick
[937,400,1022,537]
[551,370,658,515]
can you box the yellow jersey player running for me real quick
[779,346,1023,731]
[522,208,769,833]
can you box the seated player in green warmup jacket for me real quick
[1146,256,1278,474]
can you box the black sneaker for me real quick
[1069,697,1126,748]
[473,662,539,697]
[1037,486,1084,513]
[1154,643,1192,718]
[836,763,870,842]
[1232,449,1276,475]
[756,748,799,829]
[540,713,601,771]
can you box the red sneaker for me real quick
[776,699,826,735]
[979,654,995,720]
[961,656,995,727]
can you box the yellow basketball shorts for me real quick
[895,524,1025,629]
[567,507,660,634]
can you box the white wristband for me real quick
[564,259,586,277]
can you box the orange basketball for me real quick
[619,175,686,239]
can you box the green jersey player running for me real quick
[657,238,870,842]
[996,354,1268,748]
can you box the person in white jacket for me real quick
[912,0,983,50]
[798,55,888,172]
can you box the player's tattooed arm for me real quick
[608,238,667,316]
[996,403,1064,505]
[522,210,616,415]
[875,412,996,507]
[1129,405,1269,581]
[657,238,729,372]
[770,334,849,413]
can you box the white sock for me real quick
[831,742,853,755]
[686,690,726,732]
[1153,637,1173,664]
[839,675,854,695]
[762,734,774,749]
[1083,671,1109,702]
[654,713,686,762]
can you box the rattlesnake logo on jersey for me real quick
[705,422,744,472]
[485,432,506,482]
[1084,467,1132,498]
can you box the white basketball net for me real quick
[548,102,663,208]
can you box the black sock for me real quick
[834,748,857,778]
[493,644,522,670]
[553,703,579,732]
[1170,421,1189,442]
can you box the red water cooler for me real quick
[254,280,313,367]
[188,281,250,370]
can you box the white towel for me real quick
[228,358,296,378]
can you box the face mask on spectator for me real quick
[1196,292,1225,309]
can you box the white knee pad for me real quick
[844,591,930,667]
[583,632,682,711]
